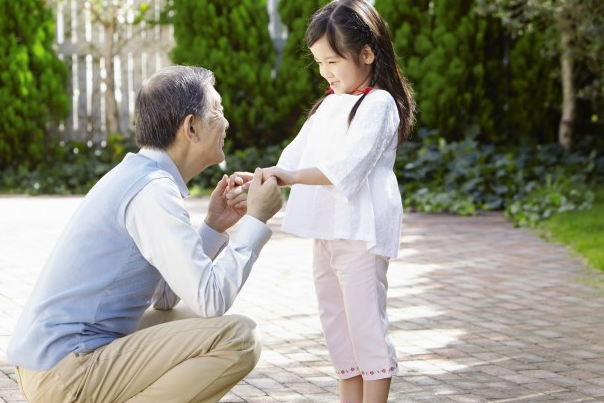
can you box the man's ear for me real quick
[362,44,375,65]
[182,114,199,143]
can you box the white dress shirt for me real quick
[277,89,403,258]
[125,148,272,317]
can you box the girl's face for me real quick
[310,35,374,95]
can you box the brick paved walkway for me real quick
[1,196,604,402]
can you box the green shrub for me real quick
[0,136,134,195]
[375,0,495,142]
[274,0,330,139]
[0,137,284,196]
[0,0,70,169]
[2,128,599,232]
[407,188,477,216]
[506,175,595,227]
[397,129,602,222]
[171,0,278,149]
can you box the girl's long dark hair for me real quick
[306,0,415,147]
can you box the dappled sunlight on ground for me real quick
[2,198,604,402]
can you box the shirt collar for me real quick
[138,147,190,199]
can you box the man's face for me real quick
[193,85,229,167]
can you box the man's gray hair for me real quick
[134,65,215,149]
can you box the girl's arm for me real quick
[263,167,332,187]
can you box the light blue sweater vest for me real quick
[8,153,174,371]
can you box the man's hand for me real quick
[205,174,247,233]
[247,167,283,223]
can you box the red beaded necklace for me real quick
[324,85,374,95]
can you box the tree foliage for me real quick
[505,32,560,145]
[375,0,495,141]
[274,0,330,138]
[171,0,277,149]
[476,0,604,148]
[0,0,69,169]
[375,0,571,146]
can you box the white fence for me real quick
[53,0,174,142]
[53,0,286,143]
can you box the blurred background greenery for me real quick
[1,0,602,269]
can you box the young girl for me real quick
[263,1,415,402]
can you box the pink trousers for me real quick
[313,239,398,380]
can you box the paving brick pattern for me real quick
[1,196,604,402]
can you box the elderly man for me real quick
[8,66,283,403]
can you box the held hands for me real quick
[204,174,249,233]
[204,168,282,231]
[206,165,332,230]
[246,168,283,223]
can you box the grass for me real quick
[538,186,604,272]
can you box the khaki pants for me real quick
[15,306,261,403]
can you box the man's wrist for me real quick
[204,218,225,233]
[236,215,272,251]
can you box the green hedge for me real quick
[170,0,278,149]
[3,0,602,176]
[3,132,601,229]
[0,136,132,195]
[396,130,603,226]
[0,0,69,170]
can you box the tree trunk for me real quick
[103,22,119,135]
[557,11,575,150]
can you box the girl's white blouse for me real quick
[277,89,403,258]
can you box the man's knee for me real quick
[222,314,262,362]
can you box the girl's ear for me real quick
[362,44,375,65]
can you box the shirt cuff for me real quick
[234,215,272,252]
[199,221,229,259]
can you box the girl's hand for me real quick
[223,171,253,211]
[262,166,295,187]
[227,171,254,191]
